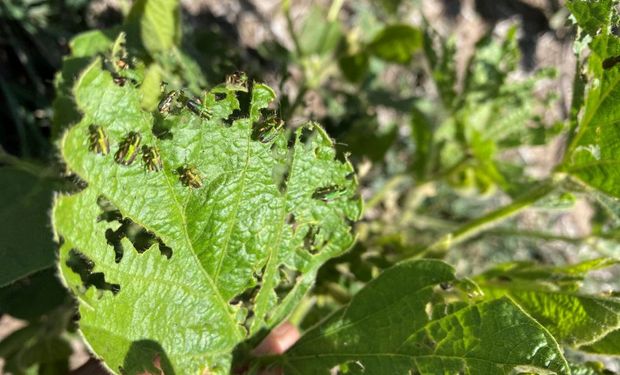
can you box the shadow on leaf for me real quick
[120,340,175,375]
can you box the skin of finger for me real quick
[252,322,301,356]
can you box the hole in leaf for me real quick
[230,89,251,121]
[223,112,242,127]
[105,227,125,263]
[229,265,267,332]
[272,140,294,194]
[97,196,173,261]
[214,92,227,101]
[66,249,120,295]
[274,264,301,302]
[97,195,123,222]
[285,213,297,232]
[152,116,173,140]
[298,127,315,145]
[230,286,260,334]
[286,131,297,149]
[303,225,322,254]
[273,167,289,194]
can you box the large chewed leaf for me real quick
[279,260,569,375]
[563,1,620,197]
[52,28,119,137]
[0,167,56,287]
[475,259,620,354]
[53,51,361,373]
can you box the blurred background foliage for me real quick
[2,0,620,373]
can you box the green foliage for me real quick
[0,167,57,286]
[0,270,74,375]
[563,0,620,198]
[476,259,620,351]
[280,260,569,374]
[298,6,342,57]
[52,36,361,372]
[4,0,620,374]
[126,0,181,56]
[566,0,616,36]
[367,24,423,64]
[405,24,560,200]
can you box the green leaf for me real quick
[69,29,118,58]
[566,0,616,36]
[462,26,519,102]
[126,0,181,56]
[53,53,361,373]
[338,52,369,83]
[564,2,620,198]
[476,260,620,352]
[140,63,163,111]
[0,167,56,287]
[423,26,458,108]
[298,6,342,57]
[52,28,119,138]
[280,260,569,374]
[570,361,617,375]
[411,106,434,179]
[377,0,402,15]
[367,24,423,64]
[581,329,620,355]
[0,268,70,321]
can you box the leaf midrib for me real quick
[213,125,252,285]
[249,133,299,333]
[154,135,243,340]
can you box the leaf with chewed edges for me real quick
[563,1,620,198]
[53,51,361,374]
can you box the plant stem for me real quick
[288,296,316,327]
[327,0,345,22]
[0,147,53,177]
[415,180,556,257]
[486,228,585,244]
[366,156,471,213]
[283,0,303,58]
